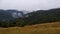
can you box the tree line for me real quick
[0,8,60,27]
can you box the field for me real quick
[0,22,60,34]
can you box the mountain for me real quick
[0,10,24,22]
[0,8,60,27]
[23,8,60,25]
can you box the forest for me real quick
[0,8,60,27]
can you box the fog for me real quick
[0,0,60,12]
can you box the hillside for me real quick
[0,22,60,34]
[0,8,60,27]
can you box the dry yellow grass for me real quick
[0,22,60,34]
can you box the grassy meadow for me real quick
[0,22,60,34]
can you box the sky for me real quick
[0,0,60,12]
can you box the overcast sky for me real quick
[0,0,60,11]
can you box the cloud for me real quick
[0,0,60,11]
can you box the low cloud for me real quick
[0,0,60,11]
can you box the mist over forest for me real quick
[0,8,60,27]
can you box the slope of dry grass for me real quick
[0,22,60,34]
